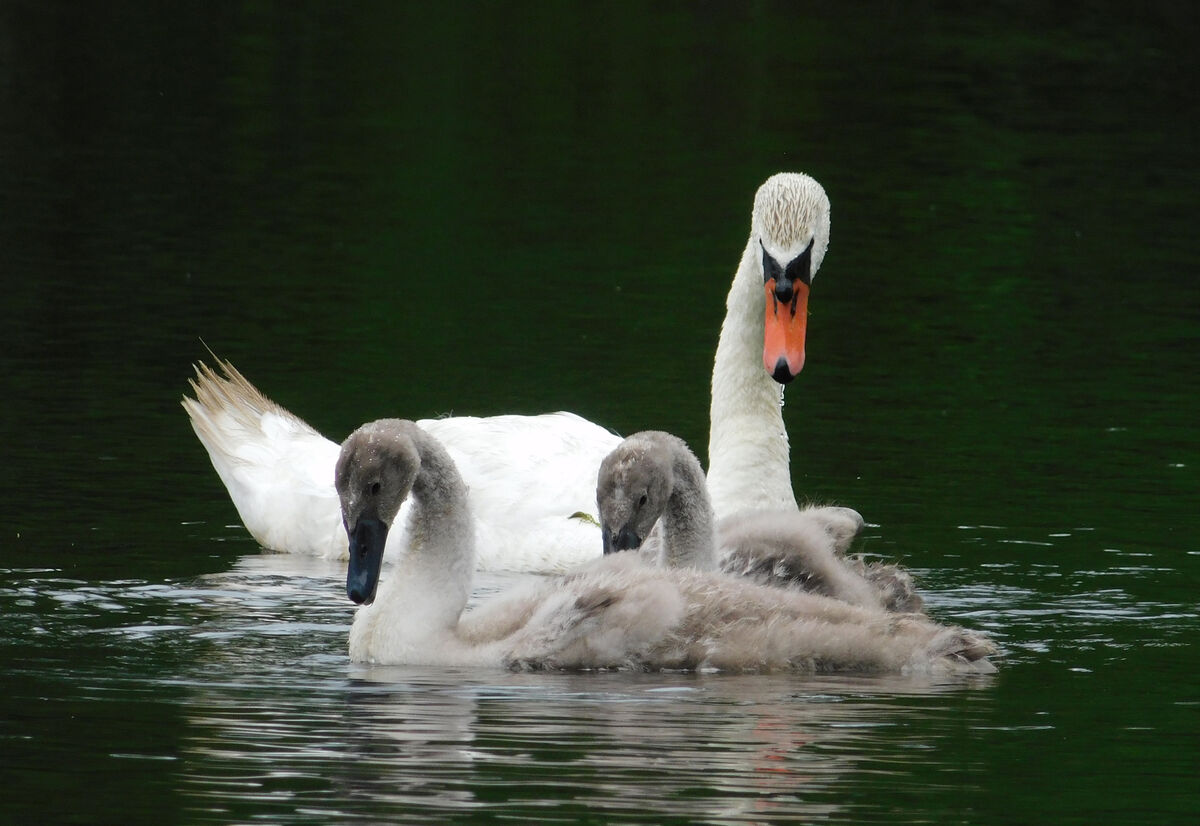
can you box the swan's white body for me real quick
[183,361,615,571]
[184,173,834,572]
[341,421,996,674]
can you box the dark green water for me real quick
[2,3,1197,823]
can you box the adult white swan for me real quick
[184,172,836,571]
[339,419,995,672]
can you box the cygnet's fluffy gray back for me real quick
[497,554,992,674]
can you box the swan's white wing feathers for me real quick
[185,360,618,569]
[421,412,620,572]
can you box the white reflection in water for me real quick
[181,663,995,823]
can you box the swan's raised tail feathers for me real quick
[181,356,346,558]
[182,357,320,450]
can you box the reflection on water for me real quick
[179,553,999,823]
[3,538,1195,823]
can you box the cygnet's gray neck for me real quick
[661,443,718,571]
[382,428,476,632]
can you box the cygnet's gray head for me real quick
[596,436,674,555]
[335,419,421,606]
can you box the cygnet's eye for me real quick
[638,493,647,507]
[369,481,381,496]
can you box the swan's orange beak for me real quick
[763,279,808,383]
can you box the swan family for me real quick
[183,172,838,572]
[339,419,995,673]
[185,171,998,673]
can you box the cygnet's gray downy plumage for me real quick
[598,431,922,612]
[719,509,924,613]
[340,420,996,673]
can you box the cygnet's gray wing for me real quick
[841,554,924,613]
[785,506,924,612]
[717,506,923,613]
[670,572,994,673]
[797,505,866,553]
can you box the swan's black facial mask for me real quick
[761,239,814,293]
[761,238,814,384]
[346,516,388,605]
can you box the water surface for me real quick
[2,3,1197,823]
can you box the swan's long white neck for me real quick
[348,432,475,661]
[706,237,796,518]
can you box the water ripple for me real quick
[3,540,1197,823]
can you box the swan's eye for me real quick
[369,482,381,496]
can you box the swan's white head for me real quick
[751,172,831,384]
[596,435,674,555]
[335,419,421,606]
